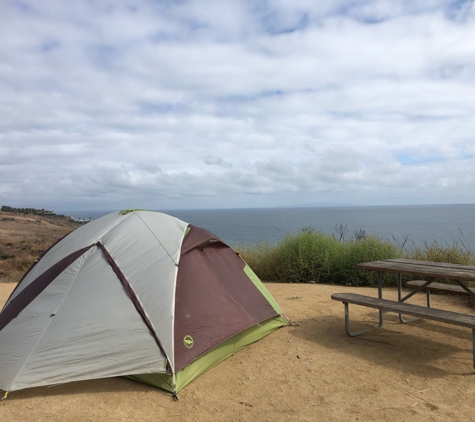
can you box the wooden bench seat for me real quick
[331,292,475,367]
[406,279,475,295]
[331,293,475,328]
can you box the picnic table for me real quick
[331,259,475,368]
[358,258,475,308]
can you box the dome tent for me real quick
[0,210,287,398]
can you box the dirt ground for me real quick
[1,282,475,421]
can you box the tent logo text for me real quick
[183,335,194,349]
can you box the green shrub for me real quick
[239,232,403,285]
[255,232,402,285]
[408,240,475,266]
[330,236,402,286]
[237,227,475,287]
[277,231,340,283]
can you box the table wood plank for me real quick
[385,259,475,271]
[357,259,475,281]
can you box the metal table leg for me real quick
[378,271,384,325]
[398,273,420,323]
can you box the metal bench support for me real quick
[343,301,383,337]
[397,273,428,323]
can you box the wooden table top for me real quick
[357,259,475,282]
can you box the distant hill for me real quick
[1,206,61,216]
[0,211,84,283]
[288,202,356,208]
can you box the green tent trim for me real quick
[243,264,283,315]
[128,315,287,393]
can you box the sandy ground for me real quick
[1,282,475,421]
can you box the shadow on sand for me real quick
[289,311,475,378]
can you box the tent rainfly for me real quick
[0,210,287,398]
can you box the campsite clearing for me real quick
[1,282,475,421]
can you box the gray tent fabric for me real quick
[0,211,187,392]
[0,210,286,394]
[0,246,167,391]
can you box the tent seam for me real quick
[132,211,178,267]
[96,241,174,374]
[169,224,190,380]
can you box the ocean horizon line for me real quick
[57,201,475,215]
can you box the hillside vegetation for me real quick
[0,211,83,283]
[237,227,475,286]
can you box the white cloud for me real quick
[1,0,475,210]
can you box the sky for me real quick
[1,0,475,211]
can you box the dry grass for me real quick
[0,212,83,283]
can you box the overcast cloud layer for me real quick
[1,0,475,211]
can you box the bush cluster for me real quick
[236,228,475,287]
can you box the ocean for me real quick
[60,204,475,251]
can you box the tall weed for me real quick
[408,240,475,265]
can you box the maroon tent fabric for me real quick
[174,227,278,370]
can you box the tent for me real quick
[0,210,287,397]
